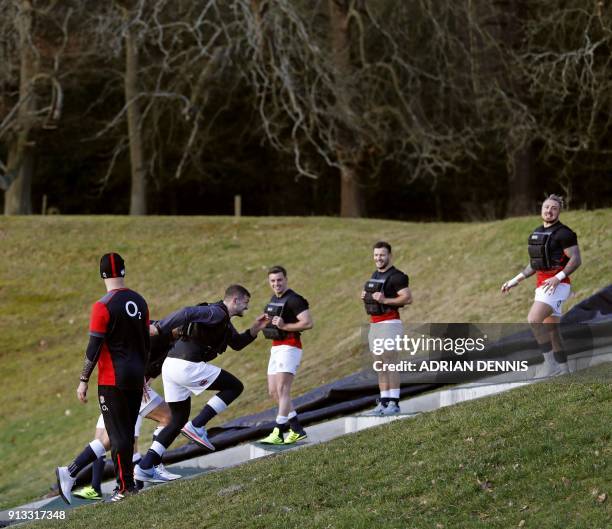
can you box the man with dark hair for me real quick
[362,241,412,415]
[259,266,313,444]
[135,285,268,482]
[56,252,150,503]
[501,194,582,376]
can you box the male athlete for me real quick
[501,194,582,376]
[56,253,149,503]
[63,322,182,502]
[259,266,313,444]
[362,241,412,415]
[135,285,268,483]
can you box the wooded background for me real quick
[1,0,611,220]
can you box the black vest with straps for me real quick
[363,278,388,315]
[169,302,232,363]
[262,300,287,340]
[363,267,405,316]
[527,223,563,271]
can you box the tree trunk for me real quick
[340,165,361,217]
[123,8,146,215]
[506,143,535,216]
[4,0,35,215]
[4,141,34,214]
[470,0,534,218]
[329,0,363,218]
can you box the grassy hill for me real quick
[0,211,610,510]
[24,367,612,529]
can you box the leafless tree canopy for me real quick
[1,0,611,217]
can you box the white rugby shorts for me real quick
[161,357,221,402]
[368,319,404,355]
[534,283,571,318]
[267,345,303,375]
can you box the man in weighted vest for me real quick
[259,266,314,444]
[362,241,412,415]
[135,284,269,483]
[501,194,582,377]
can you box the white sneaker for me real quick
[381,401,401,415]
[180,421,215,451]
[154,463,181,481]
[55,466,76,505]
[134,464,172,483]
[538,362,570,378]
[368,399,386,416]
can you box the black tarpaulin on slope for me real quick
[161,284,612,463]
[75,284,612,482]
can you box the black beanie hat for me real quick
[100,253,125,279]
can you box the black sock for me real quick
[139,449,162,470]
[91,456,105,494]
[276,421,290,433]
[553,350,567,363]
[390,398,399,405]
[68,445,97,477]
[380,397,390,406]
[538,341,553,354]
[192,405,216,428]
[289,415,302,432]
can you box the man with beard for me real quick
[362,242,412,415]
[135,284,268,482]
[501,194,582,376]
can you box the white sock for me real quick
[132,452,142,463]
[151,441,166,457]
[276,415,289,424]
[89,439,106,458]
[380,390,391,399]
[389,389,400,400]
[208,395,228,414]
[287,410,297,419]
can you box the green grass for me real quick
[25,368,612,529]
[0,212,610,510]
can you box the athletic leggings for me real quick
[156,369,243,448]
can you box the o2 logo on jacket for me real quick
[125,301,142,319]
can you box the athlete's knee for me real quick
[527,312,543,325]
[156,404,173,426]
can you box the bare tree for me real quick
[115,0,147,215]
[0,1,94,215]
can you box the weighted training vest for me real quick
[172,302,231,362]
[363,278,390,316]
[262,300,287,340]
[527,223,563,271]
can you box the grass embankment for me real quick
[0,211,610,509]
[26,369,612,529]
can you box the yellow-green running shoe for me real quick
[73,486,102,501]
[259,427,284,444]
[283,429,307,444]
